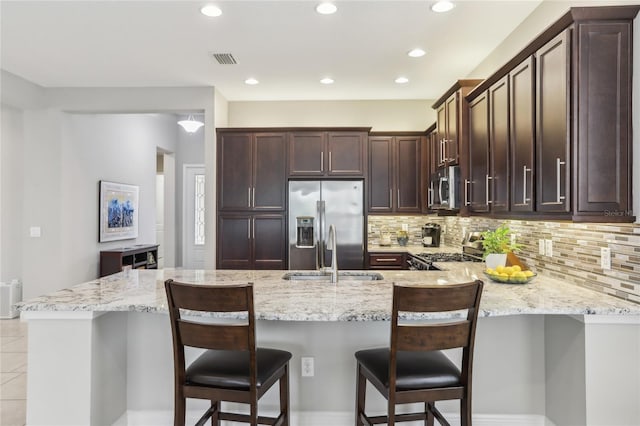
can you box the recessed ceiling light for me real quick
[316,2,337,15]
[320,77,334,85]
[408,48,426,58]
[431,1,455,13]
[245,78,259,85]
[201,5,222,17]
[395,77,409,84]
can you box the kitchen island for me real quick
[19,266,640,426]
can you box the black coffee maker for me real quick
[422,223,441,247]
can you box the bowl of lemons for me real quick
[484,265,536,284]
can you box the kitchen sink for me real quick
[282,271,384,281]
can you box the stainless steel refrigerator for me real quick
[288,180,364,270]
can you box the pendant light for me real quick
[177,115,204,133]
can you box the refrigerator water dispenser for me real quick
[296,216,315,248]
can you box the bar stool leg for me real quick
[355,364,366,426]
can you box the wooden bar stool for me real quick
[165,280,292,426]
[354,280,484,426]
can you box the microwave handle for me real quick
[438,177,445,205]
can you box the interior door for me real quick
[183,164,206,269]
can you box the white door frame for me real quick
[182,164,206,269]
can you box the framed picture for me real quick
[99,181,139,242]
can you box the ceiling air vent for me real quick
[212,53,237,65]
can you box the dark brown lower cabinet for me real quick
[367,252,408,270]
[217,214,286,269]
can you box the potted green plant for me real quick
[481,224,520,269]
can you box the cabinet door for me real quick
[468,93,490,213]
[489,76,509,212]
[368,137,393,212]
[253,214,286,269]
[218,133,252,211]
[445,92,459,165]
[253,133,287,210]
[575,22,631,216]
[217,215,251,269]
[396,136,421,212]
[436,104,447,167]
[289,132,325,176]
[536,30,570,213]
[510,57,535,212]
[327,132,365,176]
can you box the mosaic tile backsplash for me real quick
[368,215,640,304]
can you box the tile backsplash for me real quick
[369,215,640,304]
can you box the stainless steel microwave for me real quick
[428,166,460,210]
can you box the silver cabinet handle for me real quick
[523,166,532,204]
[440,139,445,164]
[252,187,255,207]
[397,189,400,206]
[427,185,433,207]
[376,258,399,262]
[389,189,393,208]
[486,175,493,205]
[247,218,251,239]
[329,152,332,171]
[464,179,471,206]
[556,157,566,203]
[320,152,324,172]
[252,219,255,240]
[247,187,251,207]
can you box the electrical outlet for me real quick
[462,227,467,238]
[301,357,314,377]
[539,239,545,255]
[545,239,553,257]
[510,234,517,246]
[401,224,408,232]
[601,247,611,270]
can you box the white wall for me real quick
[228,99,436,131]
[0,105,24,283]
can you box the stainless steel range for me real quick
[407,252,483,271]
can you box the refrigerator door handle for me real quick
[316,200,323,269]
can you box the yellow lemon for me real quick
[512,271,526,279]
[503,266,514,276]
[486,268,495,275]
[495,266,505,274]
[524,270,534,277]
[511,265,522,272]
[499,272,509,278]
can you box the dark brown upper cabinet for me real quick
[289,130,367,177]
[509,56,535,213]
[217,130,287,212]
[368,134,422,213]
[467,93,490,213]
[465,5,639,222]
[432,80,483,170]
[535,30,570,214]
[489,76,510,213]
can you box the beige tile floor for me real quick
[0,318,27,426]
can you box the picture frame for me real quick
[99,181,139,242]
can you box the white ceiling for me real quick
[1,1,543,101]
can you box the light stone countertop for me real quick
[17,264,640,321]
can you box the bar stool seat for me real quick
[355,348,461,390]
[186,348,292,390]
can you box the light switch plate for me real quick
[511,234,517,246]
[601,247,611,270]
[401,224,408,232]
[539,239,545,255]
[30,226,41,238]
[545,239,553,257]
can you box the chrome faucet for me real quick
[322,224,338,283]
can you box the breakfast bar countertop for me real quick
[17,264,640,321]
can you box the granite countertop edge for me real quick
[16,265,640,320]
